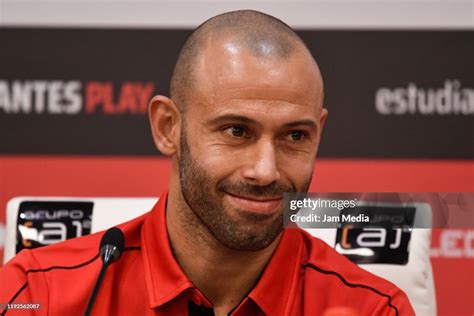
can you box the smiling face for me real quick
[175,37,327,251]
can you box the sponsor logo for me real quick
[0,80,155,115]
[16,201,93,253]
[335,206,415,264]
[375,80,473,115]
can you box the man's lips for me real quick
[224,192,283,214]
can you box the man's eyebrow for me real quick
[206,114,318,129]
[206,114,262,127]
[283,119,318,129]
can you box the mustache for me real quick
[217,179,295,198]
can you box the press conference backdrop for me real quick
[0,1,473,315]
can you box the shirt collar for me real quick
[141,192,305,314]
[247,228,305,315]
[142,192,195,308]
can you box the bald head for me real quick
[170,10,322,111]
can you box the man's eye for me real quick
[224,126,247,137]
[287,131,306,142]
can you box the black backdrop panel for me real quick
[0,28,472,158]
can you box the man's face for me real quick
[177,39,326,251]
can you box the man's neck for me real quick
[166,187,281,316]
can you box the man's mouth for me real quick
[224,192,283,214]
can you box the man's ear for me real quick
[314,107,328,147]
[148,95,181,156]
[319,108,328,134]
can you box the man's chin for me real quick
[213,212,284,251]
[216,230,283,252]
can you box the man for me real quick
[0,10,414,315]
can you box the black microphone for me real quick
[84,227,125,316]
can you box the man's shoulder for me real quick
[297,228,399,292]
[0,208,153,314]
[294,229,415,314]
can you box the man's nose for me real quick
[241,140,281,186]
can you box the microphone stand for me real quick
[84,262,109,316]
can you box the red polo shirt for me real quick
[0,193,415,315]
